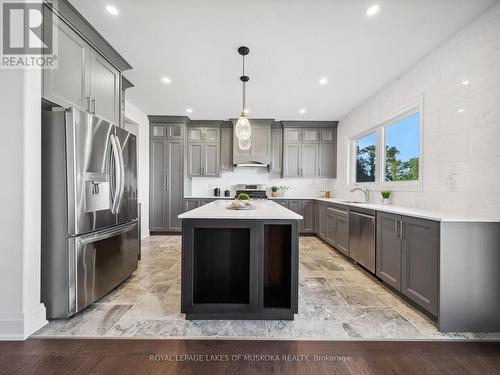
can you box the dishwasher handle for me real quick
[350,211,375,220]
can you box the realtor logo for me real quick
[1,0,58,69]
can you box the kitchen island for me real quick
[178,200,302,320]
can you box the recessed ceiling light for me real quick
[319,77,328,86]
[461,80,470,86]
[161,77,171,84]
[366,4,380,17]
[186,108,193,114]
[299,109,306,115]
[458,108,465,113]
[105,5,119,16]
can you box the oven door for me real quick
[69,221,139,315]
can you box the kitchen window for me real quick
[351,107,422,188]
[354,131,377,183]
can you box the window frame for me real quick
[349,102,423,191]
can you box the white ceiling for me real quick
[71,0,498,120]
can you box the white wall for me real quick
[125,100,150,239]
[0,68,47,340]
[190,170,336,198]
[335,3,500,218]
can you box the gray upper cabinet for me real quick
[188,143,203,177]
[270,126,282,173]
[220,125,233,171]
[43,12,121,125]
[318,142,336,177]
[401,217,439,316]
[376,212,403,290]
[151,123,185,140]
[301,144,319,177]
[89,51,120,124]
[203,143,219,177]
[43,18,88,111]
[187,126,221,177]
[282,125,337,178]
[283,144,301,177]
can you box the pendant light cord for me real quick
[242,54,246,113]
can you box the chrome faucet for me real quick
[350,186,369,203]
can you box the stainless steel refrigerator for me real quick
[41,106,139,318]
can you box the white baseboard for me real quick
[0,303,47,340]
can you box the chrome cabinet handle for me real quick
[91,98,96,114]
[394,219,398,238]
[164,173,168,191]
[400,220,404,240]
[86,96,91,112]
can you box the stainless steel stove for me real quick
[234,184,268,200]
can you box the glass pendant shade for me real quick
[238,137,252,151]
[235,113,251,141]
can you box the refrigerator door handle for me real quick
[109,135,122,214]
[78,220,137,246]
[114,135,126,213]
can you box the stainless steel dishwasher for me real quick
[349,209,376,273]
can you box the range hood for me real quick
[230,118,274,167]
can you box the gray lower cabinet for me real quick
[316,202,349,255]
[149,139,184,233]
[285,200,314,234]
[184,199,200,212]
[376,212,439,316]
[401,216,439,316]
[376,212,402,290]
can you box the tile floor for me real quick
[35,235,500,340]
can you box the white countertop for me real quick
[178,199,303,220]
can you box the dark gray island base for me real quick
[179,200,302,320]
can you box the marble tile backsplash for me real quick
[335,3,500,218]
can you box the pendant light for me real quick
[238,137,252,151]
[235,46,251,141]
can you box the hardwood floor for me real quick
[1,339,500,375]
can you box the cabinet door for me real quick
[318,204,327,238]
[188,128,204,142]
[301,128,319,143]
[284,128,301,143]
[43,18,89,110]
[288,200,303,233]
[274,200,289,208]
[376,212,402,291]
[270,128,282,173]
[184,199,200,212]
[402,217,439,316]
[220,127,233,171]
[149,141,167,231]
[251,125,271,164]
[188,143,203,177]
[204,128,220,142]
[283,144,301,177]
[166,141,183,232]
[301,201,315,233]
[89,52,120,124]
[300,144,318,177]
[166,124,184,139]
[203,143,220,177]
[335,214,349,255]
[326,211,337,246]
[318,142,335,178]
[151,125,166,138]
[320,129,335,142]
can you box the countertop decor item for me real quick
[271,186,278,197]
[214,188,220,197]
[224,190,231,197]
[278,186,290,197]
[381,190,392,205]
[234,46,251,143]
[237,192,250,201]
